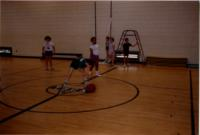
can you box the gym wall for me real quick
[111,1,199,64]
[1,1,95,58]
[1,1,199,64]
[0,1,1,43]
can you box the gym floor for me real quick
[0,57,198,135]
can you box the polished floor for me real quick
[0,57,198,135]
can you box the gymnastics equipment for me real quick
[115,30,145,63]
[0,47,12,56]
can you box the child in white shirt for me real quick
[89,37,101,76]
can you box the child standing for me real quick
[105,36,110,63]
[42,36,55,71]
[89,37,101,76]
[108,37,115,66]
[63,55,91,93]
[123,38,137,66]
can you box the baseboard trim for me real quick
[187,64,199,69]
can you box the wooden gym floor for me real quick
[0,57,198,135]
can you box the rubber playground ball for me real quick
[85,83,96,93]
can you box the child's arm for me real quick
[132,42,138,47]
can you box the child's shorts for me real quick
[44,51,53,57]
[90,55,99,62]
[123,51,129,56]
[70,59,87,70]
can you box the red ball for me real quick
[85,83,96,93]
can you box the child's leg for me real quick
[108,54,111,64]
[111,54,115,65]
[95,62,99,71]
[65,68,73,83]
[77,68,89,93]
[89,59,94,72]
[94,56,101,76]
[45,56,49,70]
[125,55,128,65]
[123,54,126,65]
[59,68,72,93]
[123,54,128,66]
[80,68,89,84]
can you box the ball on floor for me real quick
[85,83,96,93]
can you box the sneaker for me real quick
[96,71,101,76]
[82,88,86,93]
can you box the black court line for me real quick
[189,69,195,135]
[0,76,139,114]
[84,66,117,82]
[0,66,117,124]
[0,93,59,124]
